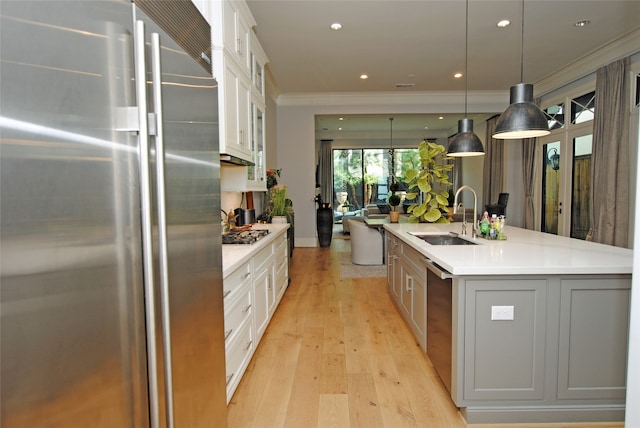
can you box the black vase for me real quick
[316,203,333,248]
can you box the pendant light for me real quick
[448,0,485,157]
[492,0,550,139]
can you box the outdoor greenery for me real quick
[333,148,422,210]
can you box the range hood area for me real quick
[220,154,254,166]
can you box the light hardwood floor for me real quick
[226,238,624,428]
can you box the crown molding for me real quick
[535,27,640,97]
[275,91,507,113]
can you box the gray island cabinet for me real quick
[384,223,632,424]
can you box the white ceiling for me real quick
[245,0,640,138]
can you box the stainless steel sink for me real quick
[409,232,478,246]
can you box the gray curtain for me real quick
[587,57,630,246]
[448,134,463,190]
[522,137,536,230]
[319,139,333,206]
[483,116,504,209]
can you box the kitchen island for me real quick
[383,222,632,424]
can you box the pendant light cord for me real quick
[520,0,525,82]
[389,117,394,183]
[464,0,469,116]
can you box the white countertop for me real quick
[222,224,289,278]
[383,222,633,276]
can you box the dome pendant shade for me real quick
[492,83,550,139]
[448,118,484,157]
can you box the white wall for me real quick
[272,93,506,246]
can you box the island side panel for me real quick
[557,277,630,400]
[462,278,548,401]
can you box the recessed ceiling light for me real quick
[330,22,342,30]
[338,127,342,131]
[438,116,444,120]
[454,72,463,79]
[574,20,591,27]
[339,117,344,121]
[360,74,368,80]
[497,19,511,28]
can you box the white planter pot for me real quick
[271,216,287,224]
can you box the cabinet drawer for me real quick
[224,261,251,300]
[275,258,288,298]
[225,320,254,401]
[275,235,287,259]
[254,242,274,272]
[401,243,426,282]
[224,283,252,346]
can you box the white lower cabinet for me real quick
[274,234,288,301]
[253,248,275,341]
[225,318,253,400]
[223,228,289,402]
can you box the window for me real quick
[543,102,565,130]
[636,74,640,108]
[332,147,419,213]
[571,91,595,124]
[570,134,592,239]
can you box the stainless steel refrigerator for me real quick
[0,1,227,426]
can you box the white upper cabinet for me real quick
[192,0,268,172]
[207,0,255,76]
[221,1,252,72]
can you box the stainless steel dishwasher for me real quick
[425,258,454,394]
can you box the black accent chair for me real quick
[485,193,509,217]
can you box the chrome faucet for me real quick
[457,202,466,235]
[453,185,478,238]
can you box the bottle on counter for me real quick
[480,211,490,237]
[497,215,506,240]
[489,214,498,239]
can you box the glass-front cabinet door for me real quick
[219,97,266,192]
[246,100,265,190]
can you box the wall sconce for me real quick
[548,148,560,171]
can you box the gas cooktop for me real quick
[222,229,269,245]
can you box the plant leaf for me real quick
[413,204,426,217]
[436,194,449,206]
[405,191,418,200]
[418,181,431,193]
[424,208,442,222]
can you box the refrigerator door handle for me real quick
[134,19,160,428]
[150,31,176,428]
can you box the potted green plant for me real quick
[269,185,292,223]
[405,140,454,223]
[388,193,402,223]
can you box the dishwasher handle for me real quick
[424,258,453,279]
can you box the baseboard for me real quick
[461,404,625,424]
